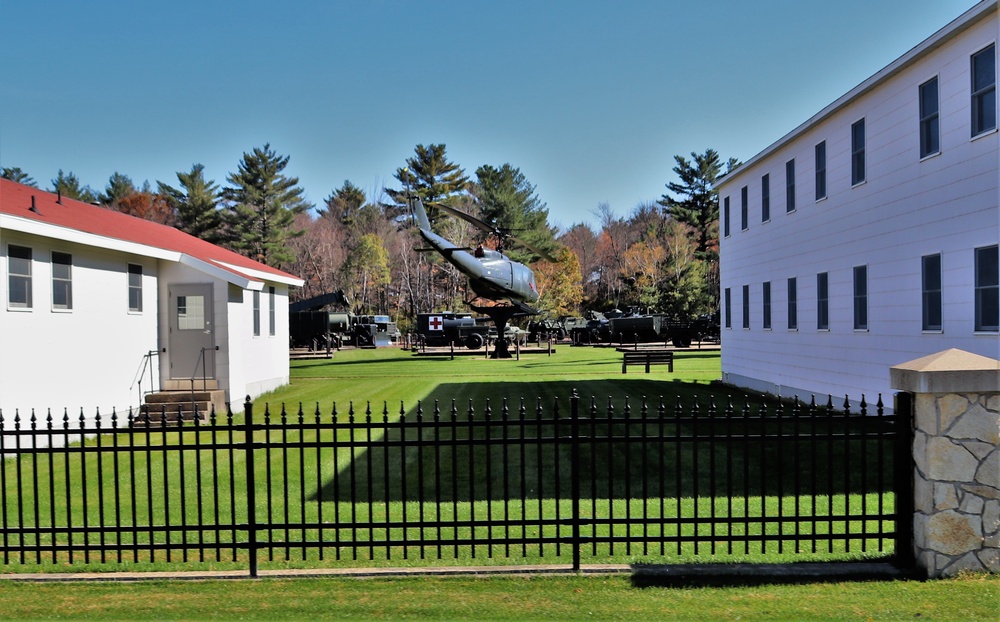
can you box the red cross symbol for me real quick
[429,316,444,330]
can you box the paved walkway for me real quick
[0,564,632,582]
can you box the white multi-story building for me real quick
[0,178,303,426]
[718,0,998,403]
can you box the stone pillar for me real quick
[890,348,1000,578]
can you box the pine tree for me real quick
[321,180,366,225]
[657,149,738,260]
[158,164,224,244]
[101,172,137,205]
[472,163,556,263]
[1,167,38,187]
[387,144,469,225]
[51,170,97,203]
[221,144,311,267]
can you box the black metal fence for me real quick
[0,392,912,576]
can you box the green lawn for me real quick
[2,345,899,573]
[0,573,997,621]
[2,346,997,620]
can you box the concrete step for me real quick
[135,389,228,427]
[132,405,207,427]
[145,392,215,404]
[161,379,219,391]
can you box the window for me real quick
[785,159,796,212]
[723,197,731,237]
[922,254,942,331]
[742,284,750,329]
[972,44,996,136]
[853,265,868,330]
[741,186,748,231]
[761,174,770,222]
[724,288,732,329]
[7,245,32,308]
[851,119,866,185]
[815,142,827,200]
[787,277,797,330]
[762,281,771,329]
[920,77,940,158]
[128,264,143,312]
[177,295,205,330]
[975,245,999,331]
[817,272,829,330]
[253,290,261,336]
[51,252,72,310]
[268,286,276,336]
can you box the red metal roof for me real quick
[0,178,301,285]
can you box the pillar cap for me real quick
[890,348,1000,393]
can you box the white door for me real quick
[168,284,215,380]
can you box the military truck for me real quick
[415,312,491,349]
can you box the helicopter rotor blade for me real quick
[507,235,558,263]
[426,201,495,235]
[426,201,558,263]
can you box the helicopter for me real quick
[409,196,554,312]
[408,196,555,357]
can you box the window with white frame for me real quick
[742,284,750,329]
[128,264,143,312]
[762,281,771,330]
[971,44,996,137]
[724,287,732,329]
[785,159,796,212]
[853,265,868,330]
[975,245,998,332]
[817,272,829,330]
[741,186,748,231]
[815,142,827,200]
[787,277,797,330]
[723,196,730,237]
[268,286,276,336]
[761,174,770,222]
[7,245,32,308]
[253,290,261,336]
[922,254,942,331]
[851,119,866,185]
[920,77,940,158]
[51,251,72,310]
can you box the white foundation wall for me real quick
[719,12,999,402]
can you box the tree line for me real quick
[2,145,735,331]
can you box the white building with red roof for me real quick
[0,178,303,427]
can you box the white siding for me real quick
[226,284,291,404]
[0,232,159,415]
[719,9,999,402]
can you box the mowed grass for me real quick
[0,573,997,621]
[2,346,998,620]
[3,345,901,573]
[279,344,723,410]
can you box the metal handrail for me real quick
[189,346,219,414]
[130,350,160,407]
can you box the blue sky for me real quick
[0,0,981,231]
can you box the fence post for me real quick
[893,391,915,568]
[570,389,581,572]
[243,396,258,579]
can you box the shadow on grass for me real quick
[312,381,898,504]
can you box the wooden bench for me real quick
[621,350,674,373]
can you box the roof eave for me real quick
[717,0,998,188]
[0,213,180,261]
